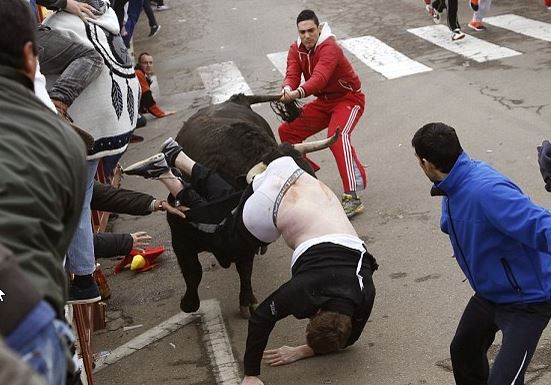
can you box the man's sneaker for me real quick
[341,193,365,218]
[452,29,466,41]
[468,21,486,32]
[122,153,169,179]
[149,24,161,37]
[67,282,101,304]
[426,5,441,24]
[470,0,479,11]
[155,4,170,11]
[160,137,182,167]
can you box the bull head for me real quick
[246,130,339,183]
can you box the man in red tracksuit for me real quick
[279,9,367,218]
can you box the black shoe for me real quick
[149,25,161,38]
[129,134,144,144]
[135,114,147,129]
[159,137,182,167]
[123,153,170,179]
[67,281,101,304]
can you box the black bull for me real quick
[166,94,323,318]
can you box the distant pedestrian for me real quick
[468,0,492,32]
[135,52,175,118]
[412,122,551,385]
[425,0,465,40]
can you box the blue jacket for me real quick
[435,152,551,304]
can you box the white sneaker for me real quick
[155,4,170,11]
[426,4,441,24]
[452,29,466,41]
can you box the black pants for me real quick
[450,295,551,385]
[432,0,460,31]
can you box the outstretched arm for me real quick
[263,344,315,367]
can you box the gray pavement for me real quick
[95,1,551,384]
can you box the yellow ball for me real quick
[130,254,146,270]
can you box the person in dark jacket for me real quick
[90,181,185,257]
[0,2,87,384]
[412,122,551,385]
[278,10,367,218]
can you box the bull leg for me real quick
[235,255,258,319]
[168,218,202,313]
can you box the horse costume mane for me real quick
[43,6,139,160]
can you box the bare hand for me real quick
[158,200,188,219]
[263,345,314,367]
[280,89,300,103]
[64,0,96,22]
[131,231,152,250]
[241,376,264,385]
[160,111,176,118]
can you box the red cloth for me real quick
[283,36,362,99]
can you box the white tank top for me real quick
[242,157,303,243]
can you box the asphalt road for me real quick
[95,1,551,384]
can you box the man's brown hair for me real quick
[306,310,352,355]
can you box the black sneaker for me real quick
[67,282,101,304]
[160,137,182,167]
[149,24,161,38]
[123,153,170,179]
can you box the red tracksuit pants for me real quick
[278,91,367,193]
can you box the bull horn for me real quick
[293,129,339,154]
[246,162,267,184]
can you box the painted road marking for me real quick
[197,61,253,104]
[93,310,199,372]
[267,51,288,76]
[92,300,240,385]
[201,300,240,385]
[484,14,551,42]
[408,24,522,63]
[341,36,432,79]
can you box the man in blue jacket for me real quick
[412,122,551,385]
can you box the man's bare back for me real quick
[277,172,358,250]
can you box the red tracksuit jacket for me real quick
[283,22,362,100]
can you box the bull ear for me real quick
[293,128,339,154]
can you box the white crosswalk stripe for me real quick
[340,36,432,79]
[267,51,288,76]
[407,24,522,63]
[484,14,551,42]
[197,61,252,104]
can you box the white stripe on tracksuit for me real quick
[510,350,528,385]
[341,105,361,192]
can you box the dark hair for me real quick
[306,310,352,355]
[411,122,463,173]
[135,52,151,70]
[0,0,37,69]
[296,9,319,26]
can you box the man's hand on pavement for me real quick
[263,344,314,367]
[241,376,264,385]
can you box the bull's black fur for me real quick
[168,94,314,318]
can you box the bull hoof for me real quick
[181,291,200,313]
[239,305,252,319]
